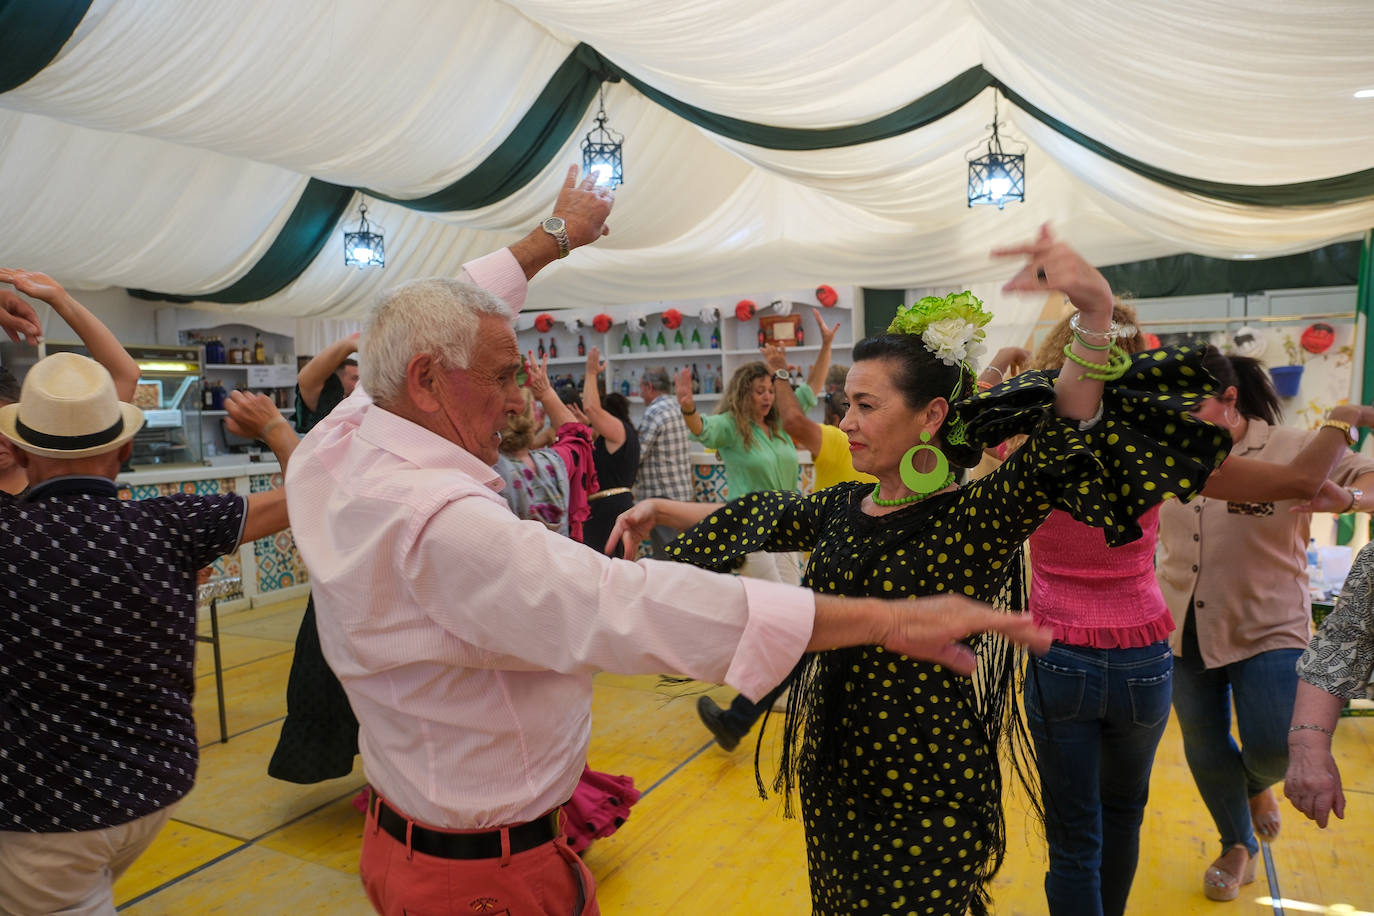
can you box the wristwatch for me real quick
[541,216,570,259]
[1320,418,1358,445]
[773,368,791,382]
[1347,487,1364,512]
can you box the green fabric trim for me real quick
[1357,230,1374,449]
[1099,241,1364,300]
[0,0,92,94]
[130,180,354,304]
[363,51,604,211]
[1337,512,1356,546]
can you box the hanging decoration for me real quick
[1231,325,1267,359]
[592,313,613,333]
[966,92,1026,209]
[342,199,385,268]
[1301,322,1336,354]
[581,86,624,189]
[661,308,683,330]
[735,299,756,321]
[698,306,719,324]
[815,284,838,307]
[534,313,555,333]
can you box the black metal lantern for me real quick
[581,88,624,189]
[343,201,385,269]
[966,94,1026,209]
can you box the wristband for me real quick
[681,405,698,416]
[261,417,288,437]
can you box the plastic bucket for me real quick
[1268,364,1304,398]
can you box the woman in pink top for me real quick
[1015,313,1368,916]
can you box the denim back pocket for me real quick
[1027,655,1087,723]
[1126,658,1173,729]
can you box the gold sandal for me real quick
[1203,844,1257,902]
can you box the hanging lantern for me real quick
[662,308,683,330]
[592,313,613,333]
[966,93,1026,210]
[735,299,756,322]
[343,200,385,268]
[581,87,624,189]
[534,313,555,333]
[815,284,838,307]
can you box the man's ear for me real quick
[7,441,30,468]
[405,354,443,413]
[117,441,134,463]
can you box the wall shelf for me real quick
[200,408,294,416]
[609,347,724,361]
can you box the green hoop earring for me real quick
[899,430,951,495]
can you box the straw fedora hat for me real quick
[0,353,144,459]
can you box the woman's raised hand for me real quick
[525,350,552,398]
[993,224,1114,321]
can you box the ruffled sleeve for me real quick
[664,488,831,573]
[955,345,1231,547]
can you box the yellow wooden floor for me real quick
[114,597,1374,914]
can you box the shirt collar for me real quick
[357,402,504,492]
[23,475,119,502]
[1237,417,1271,453]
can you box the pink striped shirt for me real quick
[286,250,814,828]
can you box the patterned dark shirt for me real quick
[0,476,245,831]
[294,372,345,435]
[1298,540,1374,699]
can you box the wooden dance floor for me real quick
[114,596,1374,914]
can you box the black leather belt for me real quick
[370,794,560,860]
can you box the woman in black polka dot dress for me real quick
[626,232,1231,915]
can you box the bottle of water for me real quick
[1307,537,1320,568]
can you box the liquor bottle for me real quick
[654,330,668,352]
[638,331,651,351]
[578,335,586,357]
[709,326,720,350]
[757,328,766,347]
[672,329,686,351]
[691,363,701,394]
[228,338,242,364]
[620,331,633,353]
[253,333,266,364]
[619,374,631,397]
[795,322,805,346]
[201,379,214,409]
[690,328,702,349]
[549,338,558,359]
[537,338,546,359]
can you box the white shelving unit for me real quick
[517,291,863,425]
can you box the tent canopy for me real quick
[2,0,1372,321]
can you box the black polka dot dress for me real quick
[666,347,1230,915]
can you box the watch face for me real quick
[542,217,566,233]
[774,369,790,380]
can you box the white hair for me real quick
[361,278,513,405]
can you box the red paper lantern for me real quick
[662,308,683,330]
[534,313,554,333]
[1301,322,1335,355]
[815,284,838,307]
[735,299,756,322]
[592,313,613,333]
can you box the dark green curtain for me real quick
[1338,229,1374,545]
[1099,241,1364,299]
[0,0,92,93]
[861,288,908,338]
[130,180,354,304]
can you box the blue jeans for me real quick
[1172,611,1300,857]
[1025,641,1173,916]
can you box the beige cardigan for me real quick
[1158,418,1374,668]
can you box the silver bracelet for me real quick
[1288,723,1334,738]
[982,365,1005,380]
[1069,311,1118,341]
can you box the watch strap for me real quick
[1319,419,1357,445]
[541,218,570,259]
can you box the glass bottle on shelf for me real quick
[672,329,685,351]
[757,327,766,348]
[691,363,701,394]
[537,338,546,359]
[619,373,631,397]
[709,326,720,349]
[620,331,633,353]
[795,322,805,346]
[228,338,242,364]
[654,330,667,352]
[578,335,586,357]
[690,327,702,349]
[638,330,651,351]
[201,378,214,409]
[253,333,266,364]
[549,337,558,359]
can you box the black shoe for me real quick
[697,695,741,751]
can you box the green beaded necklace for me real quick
[870,471,955,507]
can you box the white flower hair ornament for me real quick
[886,291,995,447]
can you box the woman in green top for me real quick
[678,361,799,497]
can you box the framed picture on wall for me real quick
[760,314,802,346]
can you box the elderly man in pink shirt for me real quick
[286,167,1050,916]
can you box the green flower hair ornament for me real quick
[886,291,996,447]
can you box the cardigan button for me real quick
[1193,534,1199,541]
[1196,600,1206,608]
[1192,564,1198,572]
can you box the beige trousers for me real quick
[0,805,174,916]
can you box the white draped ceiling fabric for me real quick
[2,0,1373,333]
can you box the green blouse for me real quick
[692,412,799,496]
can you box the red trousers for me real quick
[360,795,599,916]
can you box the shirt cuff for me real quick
[723,577,815,702]
[460,248,528,314]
